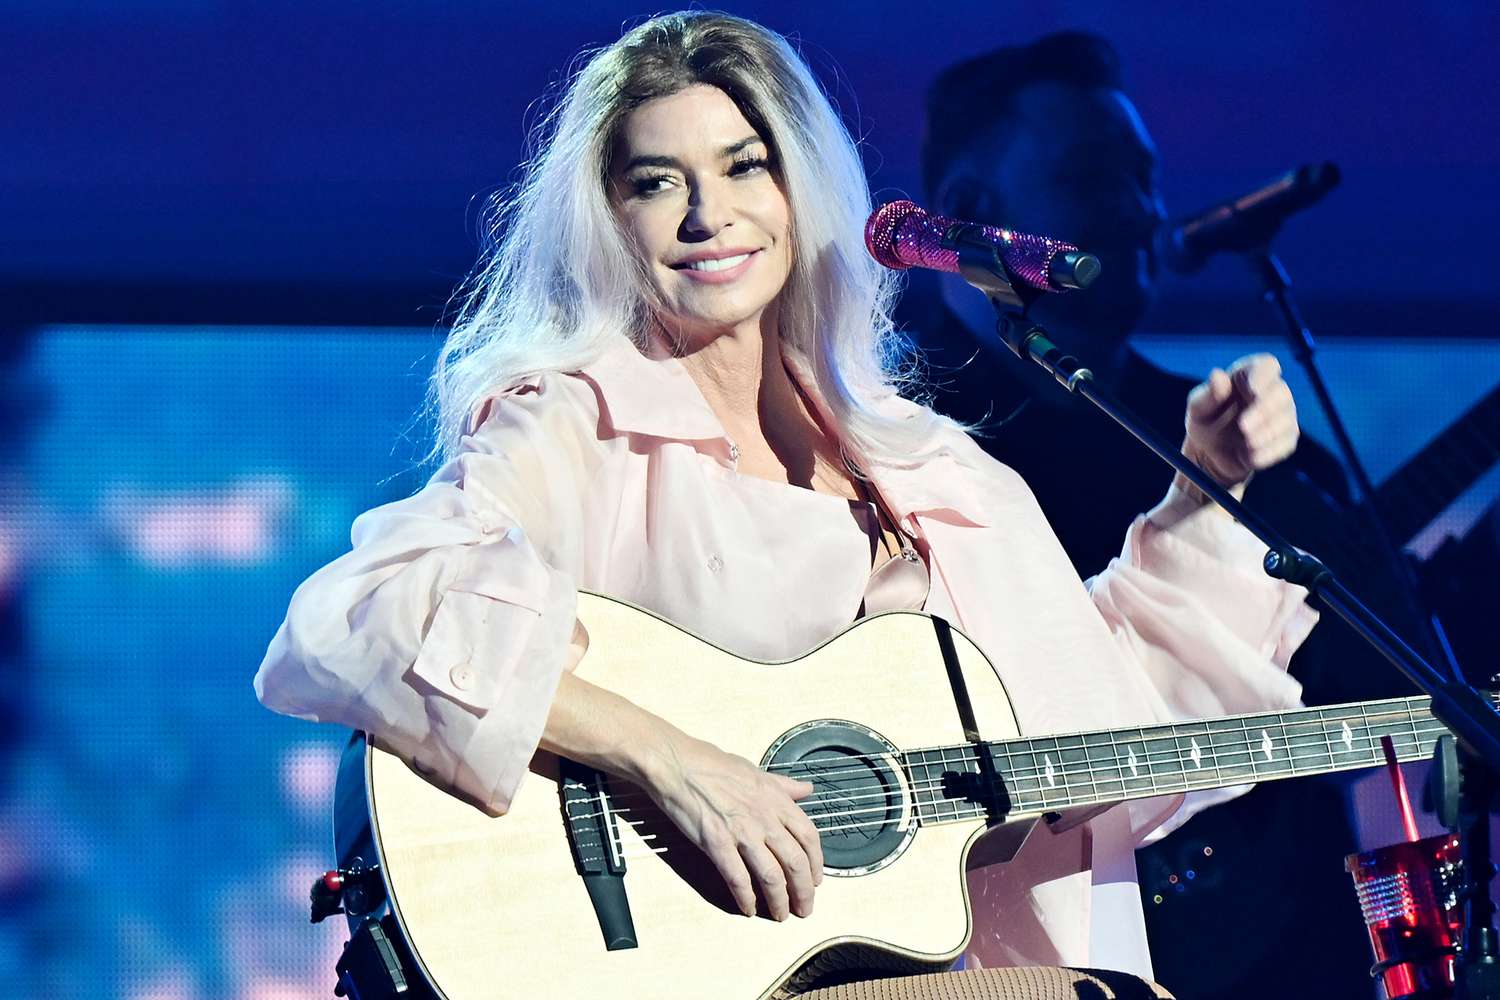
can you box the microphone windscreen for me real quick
[864,200,945,271]
[865,200,1089,292]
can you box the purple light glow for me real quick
[100,477,295,568]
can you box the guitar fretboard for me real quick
[902,695,1445,825]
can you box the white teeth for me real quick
[683,252,752,272]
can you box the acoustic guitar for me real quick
[331,592,1462,999]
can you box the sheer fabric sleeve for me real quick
[1087,506,1318,840]
[252,377,599,816]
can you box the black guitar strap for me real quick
[932,617,1009,824]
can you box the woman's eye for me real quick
[729,156,769,177]
[631,174,674,197]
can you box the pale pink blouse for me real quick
[254,334,1314,980]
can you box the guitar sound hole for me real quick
[762,720,916,877]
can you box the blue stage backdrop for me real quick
[5,1,1499,332]
[2,324,1496,999]
[3,1,1498,997]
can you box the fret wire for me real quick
[1083,730,1122,801]
[1318,707,1340,775]
[939,746,956,821]
[1175,723,1198,791]
[1239,715,1260,779]
[925,748,940,822]
[942,743,954,821]
[940,745,959,821]
[919,749,940,824]
[906,751,923,825]
[906,750,923,824]
[1272,710,1294,777]
[1082,733,1102,806]
[1140,726,1161,798]
[1358,702,1375,768]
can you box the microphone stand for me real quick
[1247,247,1467,684]
[1249,248,1493,997]
[954,244,1500,998]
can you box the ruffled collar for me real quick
[576,334,993,527]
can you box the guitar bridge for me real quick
[560,759,638,951]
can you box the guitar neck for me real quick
[902,695,1445,825]
[1376,381,1500,544]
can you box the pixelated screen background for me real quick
[4,325,1495,998]
[3,0,1498,997]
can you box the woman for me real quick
[255,12,1309,998]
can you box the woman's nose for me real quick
[682,179,734,238]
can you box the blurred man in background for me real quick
[907,31,1408,999]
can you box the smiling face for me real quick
[609,84,794,348]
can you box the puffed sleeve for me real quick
[253,375,600,816]
[1087,505,1318,840]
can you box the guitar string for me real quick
[561,694,1451,818]
[562,707,1448,849]
[577,733,1445,843]
[581,740,1439,839]
[563,709,1441,814]
[761,700,1434,777]
[640,726,1445,842]
[593,720,1435,856]
[563,719,1446,829]
[567,714,1444,820]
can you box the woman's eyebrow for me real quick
[620,135,765,173]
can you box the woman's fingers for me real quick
[646,736,823,920]
[764,828,817,917]
[777,773,824,885]
[739,838,792,920]
[702,825,758,917]
[784,805,825,887]
[1186,367,1235,426]
[1186,353,1300,485]
[1229,352,1281,400]
[1236,376,1297,469]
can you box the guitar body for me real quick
[348,592,1031,999]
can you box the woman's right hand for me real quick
[641,732,824,921]
[540,662,823,921]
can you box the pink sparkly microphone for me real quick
[863,199,1100,307]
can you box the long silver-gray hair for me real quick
[426,11,944,464]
